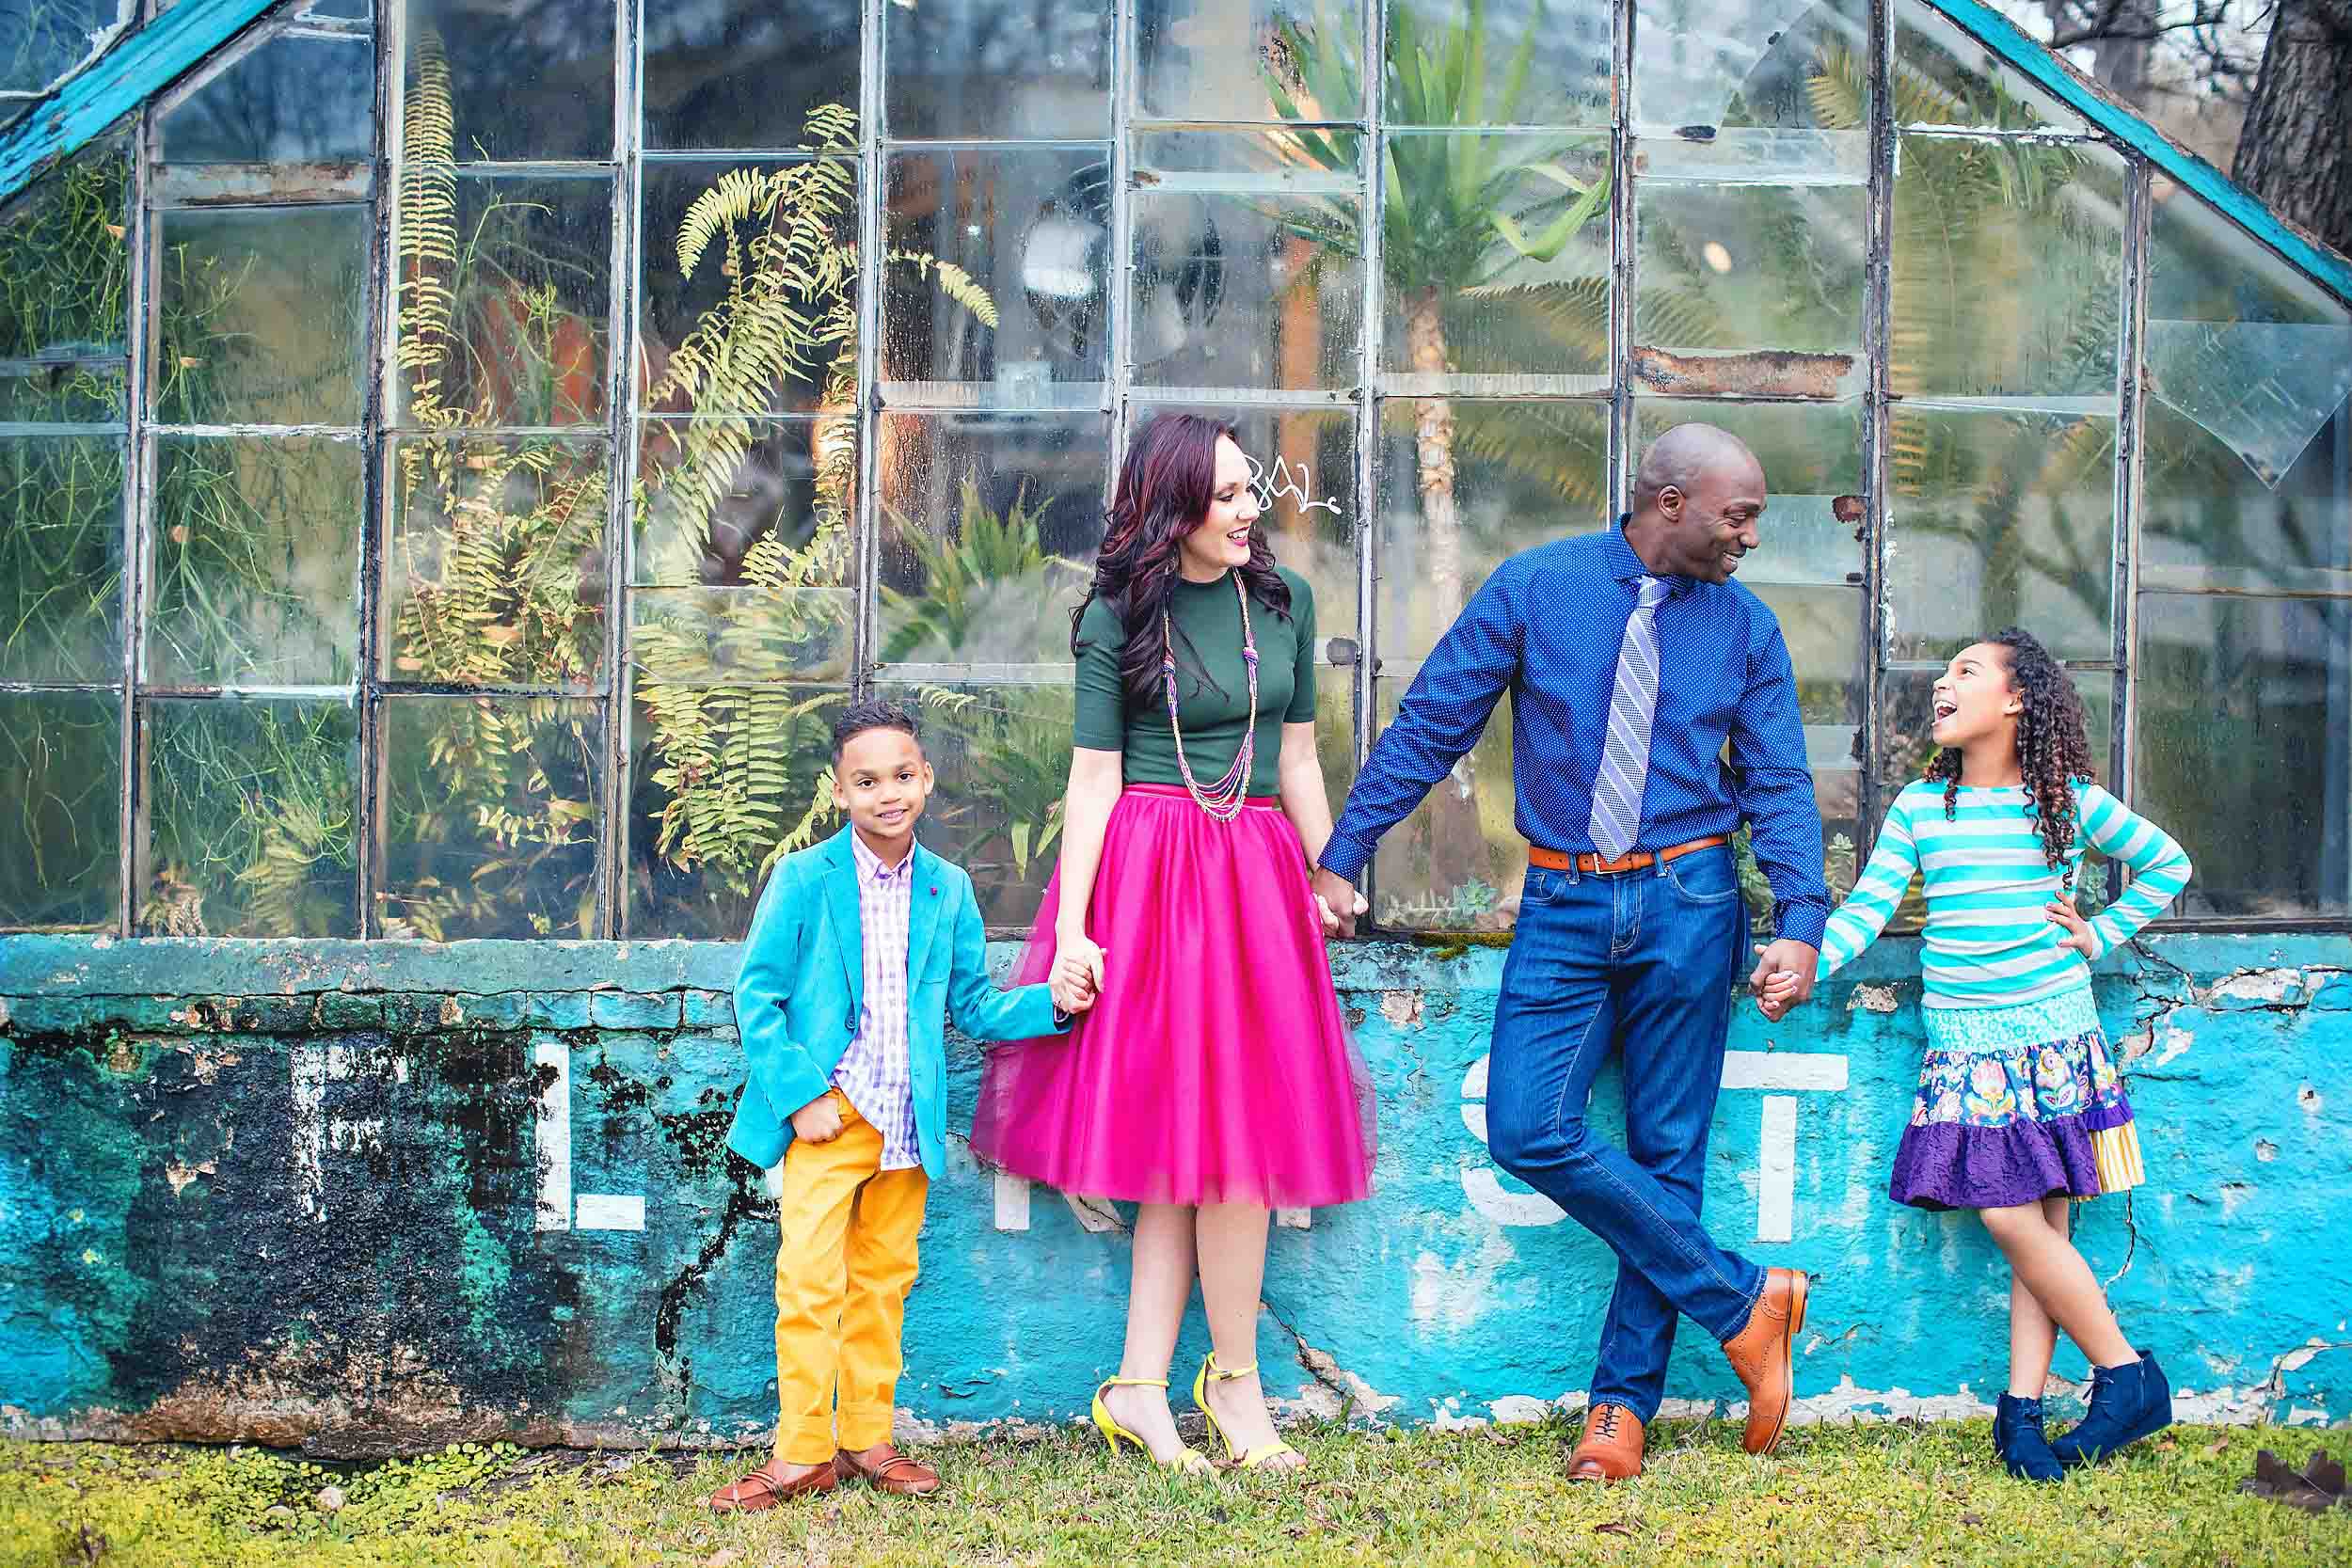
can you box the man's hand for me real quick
[790,1092,844,1144]
[1311,866,1365,939]
[1748,939,1820,1010]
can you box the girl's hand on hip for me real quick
[791,1093,845,1144]
[2045,896,2096,957]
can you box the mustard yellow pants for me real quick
[771,1089,930,1465]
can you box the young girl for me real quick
[1761,627,2190,1481]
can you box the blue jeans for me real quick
[1486,844,1765,1423]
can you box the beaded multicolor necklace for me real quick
[1162,568,1257,821]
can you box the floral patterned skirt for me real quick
[1890,988,2144,1212]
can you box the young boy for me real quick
[709,701,1085,1510]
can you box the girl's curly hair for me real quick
[1927,626,2098,876]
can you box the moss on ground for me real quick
[5,1418,2349,1567]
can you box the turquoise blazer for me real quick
[727,827,1065,1179]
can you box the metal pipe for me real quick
[850,0,887,705]
[2105,155,2152,907]
[1607,0,1634,521]
[1106,0,1137,499]
[117,103,158,937]
[1857,0,1896,870]
[356,0,400,936]
[598,0,644,936]
[1353,0,1387,916]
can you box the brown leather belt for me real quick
[1529,834,1729,876]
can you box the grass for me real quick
[4,1418,2349,1568]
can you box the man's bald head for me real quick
[1624,423,1768,584]
[1631,423,1763,519]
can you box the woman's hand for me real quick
[2045,895,2097,957]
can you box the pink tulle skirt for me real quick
[971,784,1375,1209]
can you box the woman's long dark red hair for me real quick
[1073,412,1293,703]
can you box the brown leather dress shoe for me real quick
[1721,1266,1809,1455]
[836,1442,943,1497]
[1566,1402,1645,1481]
[707,1458,838,1513]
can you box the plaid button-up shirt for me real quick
[832,831,919,1170]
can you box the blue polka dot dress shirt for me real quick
[1319,521,1831,946]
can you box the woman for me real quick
[972,413,1375,1474]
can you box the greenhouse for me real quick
[4,0,2348,944]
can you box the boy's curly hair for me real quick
[1927,626,2098,875]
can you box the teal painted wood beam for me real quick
[1922,0,2352,305]
[0,0,280,204]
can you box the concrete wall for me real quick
[1,930,2345,1456]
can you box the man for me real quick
[1312,423,1828,1481]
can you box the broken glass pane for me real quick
[1634,0,1870,136]
[0,690,120,932]
[143,697,358,937]
[159,205,367,426]
[0,131,129,363]
[382,695,601,939]
[161,31,373,164]
[1635,178,1867,380]
[151,435,362,687]
[1891,0,2085,132]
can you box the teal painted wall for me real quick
[1,931,2345,1456]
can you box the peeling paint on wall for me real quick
[1,931,2347,1455]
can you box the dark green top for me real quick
[1073,566,1317,798]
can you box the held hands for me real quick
[2045,895,2097,957]
[1050,930,1106,1016]
[1311,866,1367,939]
[1749,939,1820,1022]
[790,1092,844,1145]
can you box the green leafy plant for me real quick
[880,479,1089,665]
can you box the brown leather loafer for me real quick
[707,1458,837,1513]
[1722,1267,1809,1454]
[1566,1402,1645,1481]
[836,1442,942,1497]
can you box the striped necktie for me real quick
[1587,576,1672,862]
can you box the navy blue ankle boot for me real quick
[1993,1394,2064,1481]
[2051,1350,2172,1467]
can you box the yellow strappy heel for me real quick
[1192,1353,1301,1470]
[1091,1375,1214,1474]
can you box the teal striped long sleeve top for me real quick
[1819,779,2193,1009]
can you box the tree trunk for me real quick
[2233,0,2352,259]
[1403,283,1463,626]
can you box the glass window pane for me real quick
[0,691,120,931]
[1891,139,2122,402]
[161,32,374,164]
[876,411,1109,670]
[1141,0,1361,122]
[1377,398,1608,658]
[1891,0,2085,132]
[0,132,128,362]
[1370,677,1518,931]
[1123,135,1362,394]
[404,0,615,162]
[0,432,123,684]
[143,698,358,937]
[1631,397,1864,536]
[1886,407,2115,663]
[636,417,854,588]
[1131,402,1358,636]
[159,206,366,426]
[1388,0,1610,129]
[1636,175,1865,374]
[1634,0,1869,135]
[887,0,1109,139]
[880,678,1073,930]
[644,3,858,150]
[383,695,601,939]
[641,159,859,418]
[394,175,612,430]
[628,684,844,938]
[386,436,610,687]
[629,586,852,685]
[883,148,1106,408]
[2141,185,2352,585]
[151,435,360,687]
[2137,595,2348,919]
[0,363,124,424]
[2,1,118,107]
[1380,132,1610,390]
